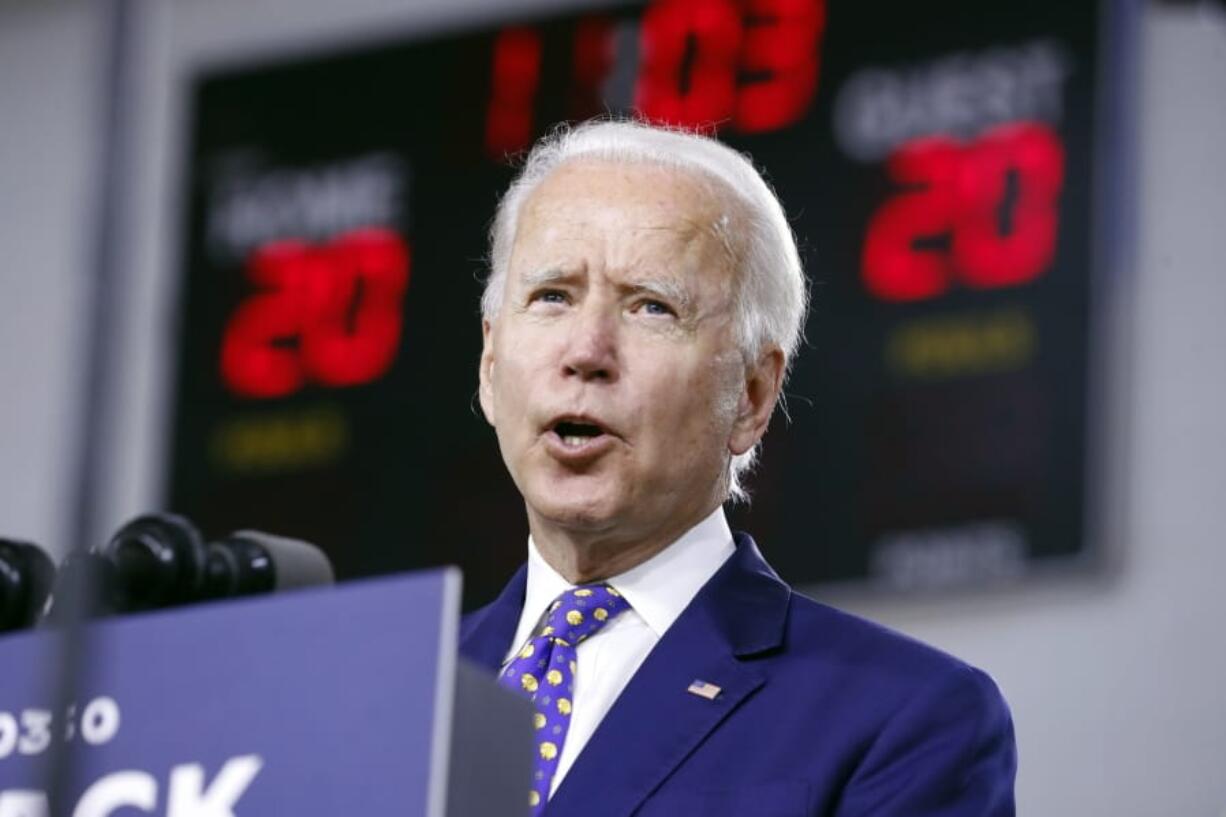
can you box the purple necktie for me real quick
[499,583,631,814]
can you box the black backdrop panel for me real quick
[169,0,1117,608]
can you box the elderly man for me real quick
[460,120,1016,816]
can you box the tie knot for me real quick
[539,583,629,646]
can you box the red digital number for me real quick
[485,26,543,158]
[635,0,824,132]
[220,228,411,399]
[952,123,1065,288]
[635,0,743,127]
[862,122,1066,303]
[862,137,962,302]
[484,0,825,157]
[734,0,826,133]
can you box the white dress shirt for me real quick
[503,506,736,796]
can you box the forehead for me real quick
[526,157,722,212]
[512,159,735,267]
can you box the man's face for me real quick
[480,159,772,546]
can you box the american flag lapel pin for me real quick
[687,679,722,700]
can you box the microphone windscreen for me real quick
[226,530,335,590]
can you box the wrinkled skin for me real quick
[479,159,784,582]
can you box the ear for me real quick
[728,346,786,456]
[478,318,497,426]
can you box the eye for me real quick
[529,288,569,306]
[635,299,676,318]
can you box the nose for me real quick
[561,303,618,382]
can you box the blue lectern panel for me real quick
[0,569,460,817]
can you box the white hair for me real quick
[482,119,808,502]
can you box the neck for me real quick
[528,501,721,584]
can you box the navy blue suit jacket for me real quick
[460,533,1017,816]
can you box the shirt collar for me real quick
[513,506,736,652]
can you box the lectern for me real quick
[0,569,531,816]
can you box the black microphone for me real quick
[41,512,206,621]
[94,511,210,613]
[202,530,335,599]
[0,539,56,632]
[44,513,335,620]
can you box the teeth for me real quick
[562,435,585,447]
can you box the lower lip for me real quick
[543,431,617,462]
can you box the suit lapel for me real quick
[545,533,790,817]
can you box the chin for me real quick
[524,475,626,531]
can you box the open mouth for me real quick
[552,420,608,448]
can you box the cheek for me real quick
[494,374,531,433]
[707,366,742,427]
[501,327,555,375]
[491,335,552,437]
[646,361,739,449]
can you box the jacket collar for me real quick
[705,531,791,657]
[460,532,792,817]
[459,531,789,667]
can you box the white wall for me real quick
[0,0,97,554]
[1,0,1223,814]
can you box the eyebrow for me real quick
[621,276,693,311]
[517,267,695,312]
[518,267,574,289]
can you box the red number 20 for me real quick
[862,122,1065,303]
[220,228,411,399]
